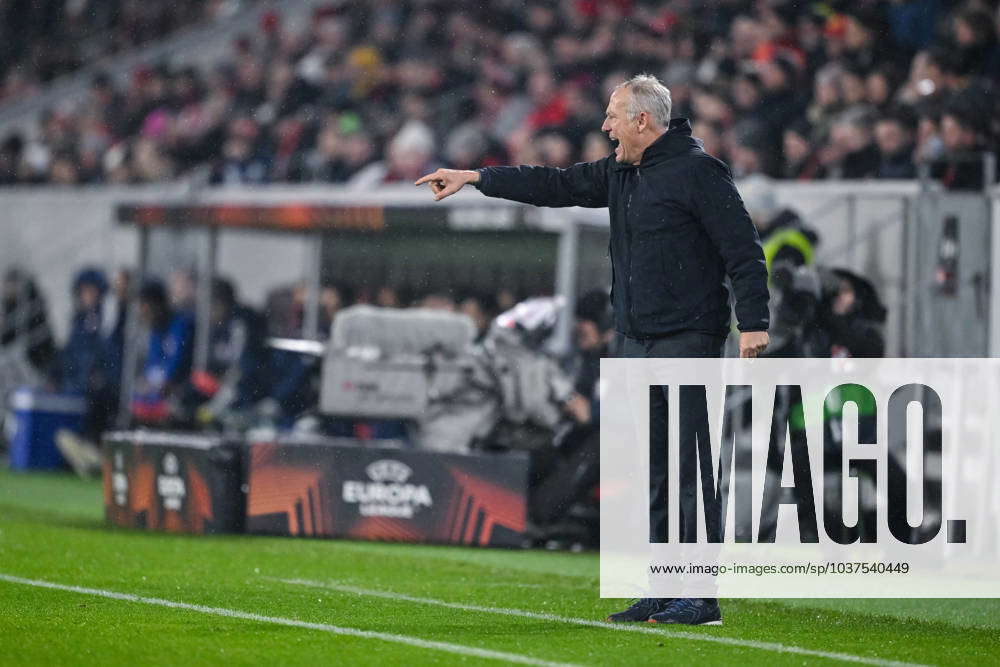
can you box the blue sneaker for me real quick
[647,598,722,626]
[606,598,671,623]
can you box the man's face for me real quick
[783,130,811,164]
[874,120,908,155]
[78,284,101,311]
[831,122,869,153]
[941,115,975,152]
[602,89,641,164]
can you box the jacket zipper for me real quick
[626,169,639,334]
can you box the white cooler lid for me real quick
[9,388,86,414]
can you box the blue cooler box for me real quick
[8,388,86,470]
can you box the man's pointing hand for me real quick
[415,169,480,201]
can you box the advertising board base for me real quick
[103,431,243,534]
[245,438,529,547]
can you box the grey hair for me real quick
[615,74,672,127]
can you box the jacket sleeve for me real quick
[689,158,770,332]
[475,157,612,208]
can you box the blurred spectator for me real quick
[263,281,320,423]
[132,279,194,424]
[168,269,197,316]
[807,64,845,146]
[293,116,376,183]
[915,104,946,164]
[824,108,880,179]
[1,268,57,375]
[900,48,949,107]
[838,66,868,108]
[535,132,574,168]
[53,268,123,476]
[875,110,918,179]
[866,66,899,111]
[420,293,456,311]
[951,7,1000,79]
[58,268,107,396]
[210,118,270,185]
[728,119,774,177]
[795,8,828,79]
[444,123,490,170]
[349,120,437,188]
[691,84,734,129]
[691,120,723,161]
[756,55,804,144]
[496,288,518,313]
[132,137,175,183]
[782,119,824,180]
[323,284,346,324]
[264,282,304,338]
[458,292,495,341]
[932,102,993,190]
[840,7,890,72]
[100,269,131,409]
[374,286,398,309]
[49,151,80,184]
[182,278,269,428]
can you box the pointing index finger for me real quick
[414,172,438,186]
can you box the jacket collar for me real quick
[613,117,701,170]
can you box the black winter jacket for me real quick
[475,118,770,338]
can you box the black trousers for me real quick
[617,330,726,544]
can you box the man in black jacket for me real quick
[417,74,770,625]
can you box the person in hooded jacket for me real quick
[181,277,270,428]
[54,268,131,477]
[58,268,108,396]
[417,74,770,627]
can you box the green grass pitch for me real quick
[1,468,997,665]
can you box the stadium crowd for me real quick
[0,0,257,103]
[0,0,998,189]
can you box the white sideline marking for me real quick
[275,577,928,667]
[0,573,579,667]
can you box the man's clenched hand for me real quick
[415,168,480,201]
[739,331,769,358]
